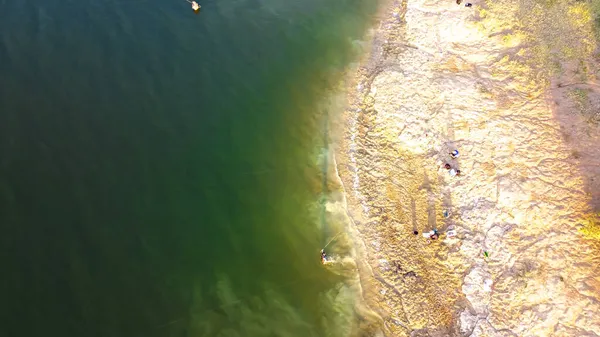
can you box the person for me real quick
[422,228,439,240]
[413,230,419,235]
[444,163,451,170]
[450,149,459,159]
[320,249,327,264]
[456,169,461,176]
[465,2,473,7]
[456,0,463,4]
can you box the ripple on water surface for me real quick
[0,0,379,336]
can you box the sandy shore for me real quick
[336,0,600,335]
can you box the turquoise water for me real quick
[0,0,377,336]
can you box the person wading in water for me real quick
[320,249,328,264]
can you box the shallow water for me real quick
[0,0,377,336]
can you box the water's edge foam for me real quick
[329,1,407,336]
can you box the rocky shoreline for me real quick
[336,0,600,335]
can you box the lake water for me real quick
[0,0,378,336]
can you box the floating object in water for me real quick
[443,209,450,218]
[465,2,473,7]
[186,0,200,11]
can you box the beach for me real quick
[336,0,600,335]
[4,0,600,334]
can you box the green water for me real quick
[0,0,377,336]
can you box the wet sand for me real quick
[336,0,600,335]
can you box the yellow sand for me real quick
[336,0,600,335]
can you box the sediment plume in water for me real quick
[336,0,600,335]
